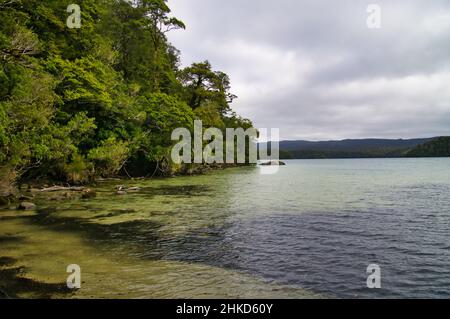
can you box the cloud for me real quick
[167,0,450,140]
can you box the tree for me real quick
[179,61,237,114]
[107,0,184,93]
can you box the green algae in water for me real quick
[0,169,319,299]
[0,217,317,298]
[5,159,450,299]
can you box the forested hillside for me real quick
[406,137,450,157]
[0,0,252,192]
[273,138,445,159]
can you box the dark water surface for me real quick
[1,158,449,298]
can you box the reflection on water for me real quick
[1,158,450,298]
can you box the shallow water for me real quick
[1,158,450,298]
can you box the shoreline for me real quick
[0,163,247,209]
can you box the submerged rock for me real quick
[259,160,286,166]
[0,195,11,206]
[17,202,36,210]
[0,266,72,299]
[81,189,97,199]
[0,190,17,207]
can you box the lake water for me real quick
[1,158,450,298]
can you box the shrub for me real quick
[88,137,130,177]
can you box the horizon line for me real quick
[258,135,449,143]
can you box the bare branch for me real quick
[0,0,18,9]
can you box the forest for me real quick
[405,137,450,158]
[276,137,450,159]
[0,0,253,197]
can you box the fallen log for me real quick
[39,186,86,192]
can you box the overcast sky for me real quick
[167,0,450,141]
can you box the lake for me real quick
[1,158,450,298]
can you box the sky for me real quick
[166,0,450,141]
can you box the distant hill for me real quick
[260,137,450,159]
[406,137,450,157]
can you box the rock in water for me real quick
[17,202,36,210]
[260,160,286,166]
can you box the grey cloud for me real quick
[167,0,450,140]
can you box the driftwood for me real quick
[39,186,86,193]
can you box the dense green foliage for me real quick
[0,0,252,188]
[406,137,450,157]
